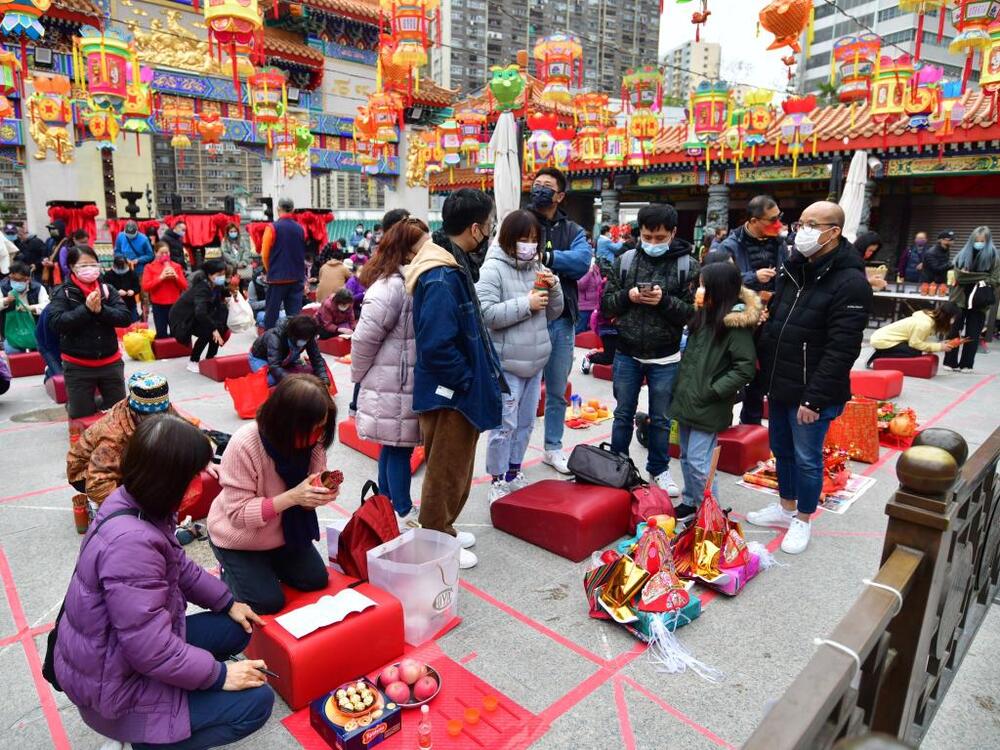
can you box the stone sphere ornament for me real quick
[896,446,959,495]
[912,428,969,468]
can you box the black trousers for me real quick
[63,360,126,419]
[152,303,172,339]
[740,368,767,425]
[210,541,329,615]
[588,334,619,365]
[867,342,924,367]
[191,320,224,363]
[944,308,986,370]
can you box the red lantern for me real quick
[204,0,263,96]
[833,34,881,104]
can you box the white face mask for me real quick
[794,226,829,257]
[515,241,537,261]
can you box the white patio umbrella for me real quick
[489,111,521,223]
[840,149,868,244]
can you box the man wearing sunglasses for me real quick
[748,201,872,555]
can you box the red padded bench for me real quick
[536,380,573,418]
[8,351,45,377]
[851,369,903,400]
[178,470,222,520]
[575,331,602,350]
[872,354,938,379]
[490,479,631,562]
[717,424,770,475]
[338,417,425,473]
[152,337,192,359]
[592,363,613,381]
[244,568,405,710]
[44,375,67,404]
[198,354,251,382]
[68,412,104,444]
[318,337,352,357]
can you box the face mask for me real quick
[175,228,186,237]
[49,229,60,238]
[4,233,16,242]
[356,228,363,234]
[760,219,783,238]
[125,231,137,239]
[294,339,308,348]
[530,185,556,209]
[794,226,828,257]
[516,241,538,261]
[973,241,986,251]
[212,275,226,286]
[337,304,351,312]
[75,266,101,282]
[472,224,490,253]
[228,232,239,240]
[642,241,670,258]
[10,280,27,293]
[915,238,926,246]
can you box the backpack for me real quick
[619,249,691,290]
[337,481,400,581]
[629,483,676,534]
[43,508,141,692]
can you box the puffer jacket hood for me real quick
[351,268,421,447]
[475,243,564,377]
[723,286,763,329]
[404,239,459,294]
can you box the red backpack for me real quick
[337,481,400,580]
[629,483,675,534]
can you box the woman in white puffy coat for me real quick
[475,210,563,504]
[351,218,428,522]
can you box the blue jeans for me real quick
[610,354,679,477]
[575,311,594,334]
[378,445,415,516]
[486,370,542,476]
[132,613,274,750]
[678,424,719,508]
[152,303,172,339]
[3,341,27,354]
[255,310,285,327]
[543,316,575,451]
[768,400,844,515]
[263,280,303,330]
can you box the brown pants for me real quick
[418,409,479,536]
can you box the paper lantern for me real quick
[367,91,402,144]
[905,64,943,129]
[681,1,713,43]
[420,129,443,176]
[691,80,729,142]
[488,64,525,112]
[197,112,225,144]
[159,98,197,148]
[379,0,440,69]
[438,118,460,166]
[870,54,915,121]
[0,0,48,41]
[979,19,1000,92]
[932,79,967,134]
[533,34,583,106]
[474,141,494,175]
[74,30,132,113]
[205,0,261,50]
[353,105,381,175]
[738,89,774,146]
[84,107,120,149]
[454,103,487,163]
[378,38,414,101]
[294,123,314,152]
[833,34,882,104]
[572,92,608,165]
[121,81,152,133]
[0,49,16,117]
[951,1,1000,90]
[759,0,813,53]
[622,66,663,141]
[776,95,816,177]
[525,112,557,171]
[27,73,73,163]
[249,67,286,146]
[604,123,626,168]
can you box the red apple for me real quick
[384,680,411,705]
[413,674,438,702]
[379,665,400,686]
[398,659,424,685]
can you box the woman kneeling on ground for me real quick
[208,375,338,614]
[249,313,330,388]
[55,415,273,750]
[867,302,961,367]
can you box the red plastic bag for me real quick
[225,368,270,420]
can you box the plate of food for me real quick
[376,659,442,708]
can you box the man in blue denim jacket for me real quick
[404,189,506,570]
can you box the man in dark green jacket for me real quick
[601,204,698,497]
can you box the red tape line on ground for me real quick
[620,674,736,749]
[613,676,637,750]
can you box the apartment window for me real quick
[807,51,831,69]
[878,5,902,23]
[812,27,833,44]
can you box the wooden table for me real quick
[871,287,946,326]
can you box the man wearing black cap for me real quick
[10,222,48,282]
[922,230,954,286]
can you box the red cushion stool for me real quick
[592,363,613,381]
[318,337,352,357]
[8,351,45,377]
[198,354,251,382]
[850,369,903,400]
[490,479,631,562]
[177,469,222,520]
[68,412,104,444]
[536,380,573,417]
[575,331,602,350]
[872,354,938,379]
[44,375,67,404]
[244,569,405,710]
[338,417,424,473]
[716,424,771,475]
[152,337,193,359]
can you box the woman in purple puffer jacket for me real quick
[575,260,602,334]
[54,415,274,750]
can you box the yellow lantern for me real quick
[28,73,74,163]
[573,92,608,166]
[380,0,440,69]
[981,20,1000,92]
[533,34,583,105]
[870,54,914,122]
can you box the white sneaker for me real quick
[98,741,132,750]
[653,468,680,498]
[396,507,420,529]
[746,502,795,528]
[459,548,478,569]
[506,471,528,491]
[456,530,476,549]
[542,449,571,475]
[186,361,200,373]
[781,518,812,554]
[488,480,511,505]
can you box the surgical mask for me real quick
[472,224,490,254]
[228,231,239,240]
[294,339,308,348]
[125,231,137,239]
[112,266,130,275]
[10,280,27,293]
[642,241,670,258]
[4,233,16,242]
[355,227,363,234]
[212,275,226,286]
[337,304,351,312]
[74,266,101,282]
[175,227,186,237]
[973,241,986,251]
[530,185,556,209]
[794,226,827,257]
[760,219,783,238]
[915,238,926,246]
[516,241,538,261]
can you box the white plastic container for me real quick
[325,519,348,573]
[366,528,460,646]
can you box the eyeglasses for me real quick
[758,211,784,222]
[791,221,839,232]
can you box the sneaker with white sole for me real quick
[456,530,476,549]
[746,502,795,528]
[396,507,420,529]
[98,741,133,750]
[652,468,680,498]
[781,518,812,554]
[542,449,571,475]
[459,548,478,569]
[488,480,511,505]
[506,472,528,491]
[580,356,592,375]
[186,361,200,373]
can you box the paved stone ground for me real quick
[1,328,998,750]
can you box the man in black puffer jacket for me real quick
[602,204,698,497]
[748,201,872,555]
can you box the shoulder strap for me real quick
[619,249,636,286]
[676,255,691,287]
[82,509,142,553]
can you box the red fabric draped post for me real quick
[48,204,100,244]
[106,218,161,242]
[163,213,239,248]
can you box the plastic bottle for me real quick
[417,704,432,749]
[72,494,89,535]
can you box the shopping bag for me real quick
[824,396,879,463]
[5,299,38,350]
[123,329,156,361]
[226,293,255,334]
[224,368,270,419]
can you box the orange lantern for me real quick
[197,112,225,144]
[533,34,583,106]
[28,73,73,162]
[379,0,440,69]
[759,0,813,52]
[249,67,287,146]
[353,105,382,175]
[84,107,120,149]
[573,92,608,165]
[368,90,403,144]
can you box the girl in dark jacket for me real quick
[670,262,760,521]
[169,259,230,373]
[102,254,141,322]
[47,246,132,418]
[249,314,330,388]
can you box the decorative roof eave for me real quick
[411,80,460,108]
[48,0,103,28]
[287,0,381,25]
[263,33,325,89]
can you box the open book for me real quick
[275,589,377,639]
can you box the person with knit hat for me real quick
[66,372,177,503]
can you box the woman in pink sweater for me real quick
[208,375,339,614]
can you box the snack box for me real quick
[310,679,402,750]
